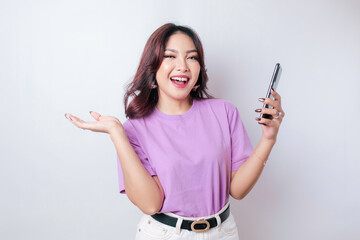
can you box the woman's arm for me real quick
[65,112,164,214]
[110,127,164,214]
[230,89,284,200]
[230,137,275,200]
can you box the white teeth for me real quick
[170,77,188,82]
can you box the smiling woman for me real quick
[123,23,213,118]
[155,33,201,114]
[65,23,285,240]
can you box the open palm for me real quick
[65,111,122,134]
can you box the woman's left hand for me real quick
[255,88,285,141]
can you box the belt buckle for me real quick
[190,218,210,233]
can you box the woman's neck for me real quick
[156,97,193,115]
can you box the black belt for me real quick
[150,205,230,233]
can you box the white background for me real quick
[0,0,359,239]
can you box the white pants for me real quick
[135,202,239,240]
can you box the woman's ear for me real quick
[192,85,200,91]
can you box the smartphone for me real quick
[260,63,282,119]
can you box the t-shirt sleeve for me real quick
[227,103,254,172]
[116,120,157,194]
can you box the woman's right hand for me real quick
[65,111,123,135]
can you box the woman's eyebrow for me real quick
[165,48,198,54]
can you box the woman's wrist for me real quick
[260,135,277,147]
[109,125,126,140]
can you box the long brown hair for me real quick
[124,23,213,119]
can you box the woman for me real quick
[65,23,284,239]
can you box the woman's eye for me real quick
[188,56,199,61]
[164,55,175,58]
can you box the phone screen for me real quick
[261,63,282,119]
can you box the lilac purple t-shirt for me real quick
[116,98,253,217]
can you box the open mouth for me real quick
[170,77,189,85]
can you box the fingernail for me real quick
[255,109,262,113]
[65,113,73,121]
[258,98,265,102]
[255,117,261,121]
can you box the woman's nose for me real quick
[176,58,189,72]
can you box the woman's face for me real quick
[155,32,200,104]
